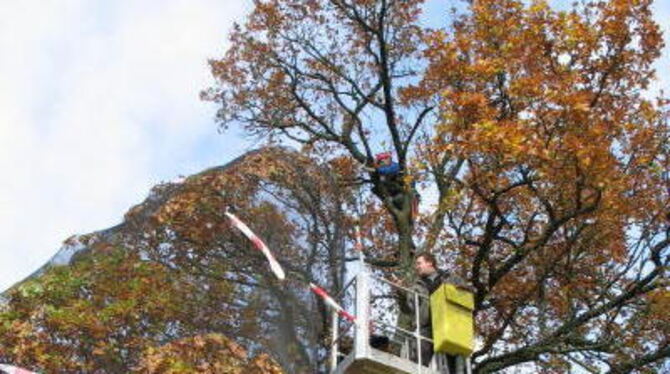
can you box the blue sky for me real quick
[0,0,253,291]
[0,0,668,292]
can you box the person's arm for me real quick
[396,285,414,314]
[397,281,425,314]
[419,295,431,327]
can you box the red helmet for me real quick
[375,152,392,161]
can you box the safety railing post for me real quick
[354,268,369,359]
[329,310,339,373]
[414,292,423,373]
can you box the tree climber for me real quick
[373,152,401,178]
[365,152,420,219]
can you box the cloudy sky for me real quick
[0,0,253,291]
[0,1,668,292]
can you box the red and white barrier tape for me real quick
[225,211,286,281]
[0,365,38,374]
[309,283,357,323]
[224,209,356,323]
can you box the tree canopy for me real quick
[1,1,667,372]
[204,0,670,372]
[1,148,348,373]
[0,243,280,373]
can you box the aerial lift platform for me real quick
[328,266,472,374]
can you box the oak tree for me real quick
[205,0,669,372]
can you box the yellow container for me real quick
[430,283,475,356]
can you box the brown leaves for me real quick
[129,148,354,371]
[0,247,207,372]
[136,334,283,374]
[400,0,670,371]
[194,0,670,372]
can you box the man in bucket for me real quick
[398,252,470,372]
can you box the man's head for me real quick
[414,252,437,277]
[375,152,392,166]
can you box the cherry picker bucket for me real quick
[430,283,474,356]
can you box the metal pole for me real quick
[415,292,422,374]
[354,266,369,359]
[330,310,339,373]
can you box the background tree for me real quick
[136,333,283,374]
[205,0,669,372]
[1,148,352,373]
[130,147,357,372]
[0,244,259,373]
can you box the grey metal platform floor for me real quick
[334,347,440,374]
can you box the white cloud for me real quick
[0,0,251,291]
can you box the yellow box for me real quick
[430,283,474,356]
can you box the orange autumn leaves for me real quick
[405,1,668,371]
[0,244,282,373]
[414,0,664,248]
[137,334,282,374]
[206,0,668,371]
[1,0,666,372]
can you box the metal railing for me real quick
[329,266,469,374]
[371,273,436,369]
